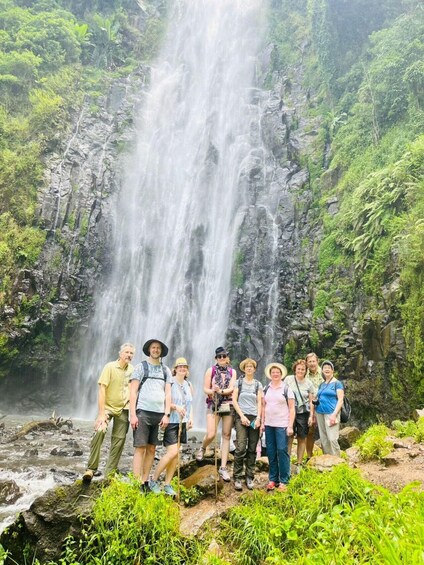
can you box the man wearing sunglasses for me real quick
[196,346,236,482]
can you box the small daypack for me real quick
[136,360,168,402]
[237,377,260,397]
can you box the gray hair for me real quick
[119,342,135,354]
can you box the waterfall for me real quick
[76,0,268,426]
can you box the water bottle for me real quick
[157,425,165,442]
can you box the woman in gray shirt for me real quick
[232,358,263,491]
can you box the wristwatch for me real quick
[165,413,171,417]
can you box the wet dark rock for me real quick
[50,447,83,457]
[0,480,22,505]
[0,481,104,564]
[24,448,39,457]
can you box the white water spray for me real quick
[78,0,268,425]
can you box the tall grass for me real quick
[218,466,424,564]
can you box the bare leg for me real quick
[201,412,219,449]
[142,444,157,482]
[296,437,307,464]
[164,445,178,484]
[133,446,146,479]
[153,444,178,482]
[220,414,233,468]
[306,425,315,458]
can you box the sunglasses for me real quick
[216,354,227,359]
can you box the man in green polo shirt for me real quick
[305,352,322,460]
[82,342,135,481]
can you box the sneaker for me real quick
[219,467,231,482]
[196,446,204,461]
[277,483,288,492]
[234,479,243,491]
[246,478,254,490]
[82,469,94,482]
[139,481,149,494]
[148,480,161,494]
[163,484,177,496]
[266,481,276,491]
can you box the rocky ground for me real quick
[1,417,424,562]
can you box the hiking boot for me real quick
[195,446,204,461]
[163,484,177,496]
[234,479,243,491]
[246,478,254,490]
[277,483,288,492]
[219,467,230,482]
[148,480,161,494]
[82,469,94,482]
[266,481,276,491]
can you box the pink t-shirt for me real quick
[264,382,295,427]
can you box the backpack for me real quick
[237,377,260,397]
[137,360,168,401]
[336,383,351,423]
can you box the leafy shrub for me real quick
[392,417,424,443]
[54,477,202,565]
[355,423,392,460]
[219,466,424,564]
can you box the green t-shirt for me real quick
[98,360,134,416]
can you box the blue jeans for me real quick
[265,425,290,485]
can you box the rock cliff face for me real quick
[0,70,148,411]
[225,69,410,423]
[0,60,410,422]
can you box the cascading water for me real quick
[77,0,268,425]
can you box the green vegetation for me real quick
[269,0,424,412]
[3,466,423,564]
[217,466,424,564]
[392,417,424,442]
[355,423,392,461]
[0,0,167,368]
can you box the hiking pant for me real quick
[316,413,340,456]
[87,409,129,476]
[265,425,290,485]
[233,414,260,480]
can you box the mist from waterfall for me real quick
[77,0,268,425]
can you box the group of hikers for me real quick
[82,339,345,494]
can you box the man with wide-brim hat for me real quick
[142,338,169,358]
[264,362,287,379]
[129,339,172,493]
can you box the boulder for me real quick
[338,426,361,450]
[0,480,22,505]
[0,480,104,564]
[412,408,424,421]
[345,446,361,464]
[307,454,346,472]
[181,465,223,496]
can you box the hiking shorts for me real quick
[294,411,310,439]
[163,422,187,447]
[133,409,164,447]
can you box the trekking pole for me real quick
[177,414,182,503]
[214,392,219,502]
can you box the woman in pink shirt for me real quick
[262,362,295,491]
